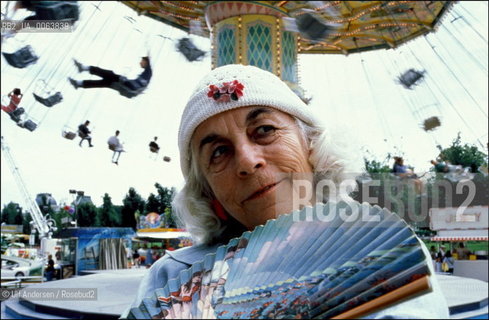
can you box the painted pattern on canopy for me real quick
[120,1,454,54]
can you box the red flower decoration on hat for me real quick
[207,80,244,102]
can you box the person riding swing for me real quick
[108,130,125,165]
[78,120,93,147]
[68,57,152,98]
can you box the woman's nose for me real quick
[235,143,265,177]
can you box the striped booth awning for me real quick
[430,236,489,241]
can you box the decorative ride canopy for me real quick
[121,1,453,91]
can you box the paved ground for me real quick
[32,268,148,316]
[437,274,488,308]
[2,269,487,319]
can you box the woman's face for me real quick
[191,106,314,230]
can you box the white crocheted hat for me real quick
[178,64,318,178]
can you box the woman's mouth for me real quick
[244,181,281,202]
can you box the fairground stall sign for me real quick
[429,206,488,241]
[1,224,24,234]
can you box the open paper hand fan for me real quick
[128,201,432,319]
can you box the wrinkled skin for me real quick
[191,106,314,230]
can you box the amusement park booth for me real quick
[57,227,135,275]
[135,212,192,250]
[429,206,488,282]
[135,228,192,250]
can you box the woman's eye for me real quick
[255,125,276,138]
[211,145,228,161]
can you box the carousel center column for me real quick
[204,1,304,95]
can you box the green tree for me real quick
[121,188,145,230]
[438,133,488,173]
[14,208,23,225]
[99,193,120,227]
[113,205,122,222]
[145,193,160,214]
[154,183,177,227]
[1,203,11,224]
[0,205,6,224]
[76,202,99,227]
[1,202,23,225]
[155,183,174,214]
[22,212,33,234]
[362,148,395,174]
[164,207,177,228]
[364,158,392,174]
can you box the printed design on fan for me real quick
[128,201,431,319]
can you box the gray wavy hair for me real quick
[172,117,355,245]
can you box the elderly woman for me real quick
[128,65,448,318]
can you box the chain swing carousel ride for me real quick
[122,2,472,154]
[117,2,464,319]
[122,1,453,103]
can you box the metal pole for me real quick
[69,190,82,228]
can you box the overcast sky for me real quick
[1,1,487,210]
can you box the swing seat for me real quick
[12,107,25,116]
[78,130,89,139]
[110,81,146,98]
[108,144,117,151]
[150,146,159,153]
[17,119,37,132]
[9,107,25,123]
[422,116,441,132]
[177,38,206,62]
[34,1,79,21]
[398,69,425,89]
[296,13,333,42]
[33,92,63,107]
[62,130,76,140]
[2,45,39,68]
